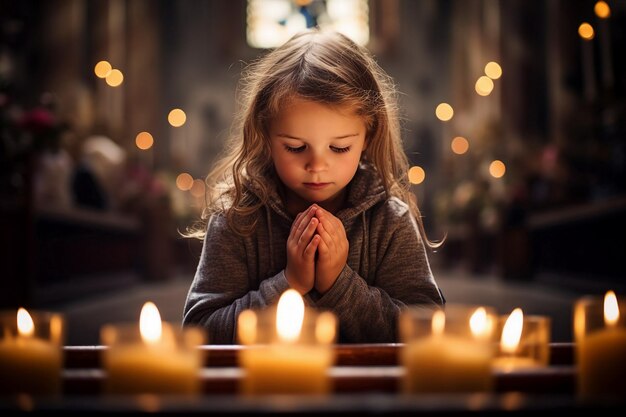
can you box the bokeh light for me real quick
[489,160,506,178]
[594,1,610,19]
[578,22,594,40]
[105,69,124,87]
[435,103,454,121]
[408,166,426,184]
[484,61,502,79]
[475,76,494,96]
[168,109,187,127]
[135,131,154,150]
[189,179,206,197]
[176,173,194,191]
[451,136,469,154]
[94,60,112,78]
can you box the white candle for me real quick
[238,290,336,395]
[102,302,204,395]
[492,308,550,372]
[0,308,64,395]
[576,291,626,401]
[400,305,496,393]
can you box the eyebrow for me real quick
[276,133,359,140]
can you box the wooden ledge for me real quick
[61,366,575,395]
[63,343,573,369]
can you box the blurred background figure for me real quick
[72,135,124,210]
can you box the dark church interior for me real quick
[1,0,625,413]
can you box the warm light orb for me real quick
[139,302,162,344]
[105,69,124,87]
[431,310,445,336]
[135,131,154,150]
[489,160,506,178]
[475,76,494,96]
[17,307,34,337]
[469,307,488,337]
[604,290,619,327]
[451,136,469,154]
[485,61,502,79]
[189,179,206,198]
[168,109,187,127]
[276,289,305,343]
[594,1,611,19]
[50,315,63,344]
[501,308,524,354]
[435,103,454,121]
[315,311,336,344]
[578,22,595,40]
[238,310,258,345]
[176,173,194,191]
[94,60,112,78]
[408,166,426,185]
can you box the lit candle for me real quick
[0,308,64,395]
[238,289,337,395]
[492,308,550,372]
[400,305,496,393]
[575,291,626,401]
[102,301,205,395]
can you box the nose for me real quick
[305,150,328,173]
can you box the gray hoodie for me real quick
[183,162,444,343]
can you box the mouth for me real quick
[303,182,331,190]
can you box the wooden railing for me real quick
[3,343,624,414]
[61,343,576,396]
[62,343,574,369]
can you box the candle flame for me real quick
[139,302,162,344]
[276,289,304,343]
[501,308,524,354]
[604,290,619,327]
[469,307,489,337]
[17,307,34,337]
[432,310,445,336]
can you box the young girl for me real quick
[183,29,444,344]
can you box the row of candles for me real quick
[0,289,624,401]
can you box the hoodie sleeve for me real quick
[182,214,290,344]
[313,200,444,343]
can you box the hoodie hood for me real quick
[245,159,388,274]
[248,159,387,223]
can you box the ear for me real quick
[360,146,368,162]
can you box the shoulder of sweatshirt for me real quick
[205,207,259,235]
[367,196,411,226]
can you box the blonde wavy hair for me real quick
[187,29,440,248]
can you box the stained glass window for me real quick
[247,0,369,48]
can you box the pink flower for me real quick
[18,107,56,135]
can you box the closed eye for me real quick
[284,145,306,153]
[331,146,351,153]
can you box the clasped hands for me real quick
[285,204,348,295]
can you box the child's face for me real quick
[269,97,366,209]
